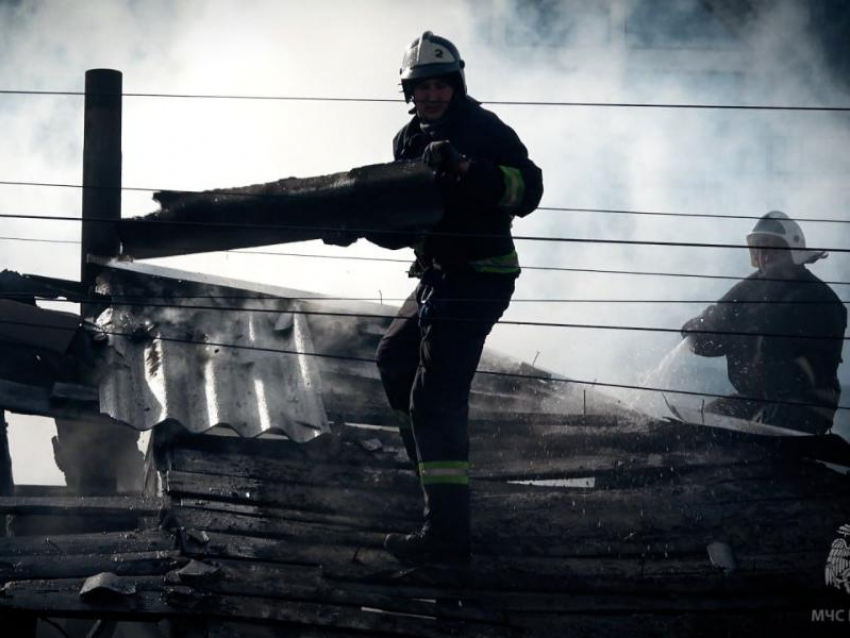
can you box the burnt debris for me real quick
[119,161,443,259]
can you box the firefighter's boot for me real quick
[384,482,470,564]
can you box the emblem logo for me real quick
[826,524,850,594]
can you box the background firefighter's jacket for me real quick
[376,97,543,272]
[682,267,847,426]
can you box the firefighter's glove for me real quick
[680,315,707,353]
[422,141,468,177]
[322,227,358,247]
[681,316,700,339]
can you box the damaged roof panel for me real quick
[96,261,329,441]
[81,260,609,437]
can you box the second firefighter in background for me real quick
[682,211,846,434]
[375,31,543,562]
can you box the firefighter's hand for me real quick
[422,141,470,176]
[680,316,703,351]
[681,316,699,338]
[322,229,358,247]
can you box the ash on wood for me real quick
[119,161,442,259]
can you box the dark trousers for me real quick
[375,271,515,542]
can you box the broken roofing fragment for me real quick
[79,572,137,599]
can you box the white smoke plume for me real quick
[0,0,847,482]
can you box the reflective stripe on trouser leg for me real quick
[419,461,471,539]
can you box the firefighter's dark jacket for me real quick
[683,267,846,418]
[383,97,543,272]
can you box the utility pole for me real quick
[0,411,11,497]
[0,410,11,540]
[81,69,122,319]
[58,70,127,499]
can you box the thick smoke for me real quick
[1,0,848,482]
[468,0,850,420]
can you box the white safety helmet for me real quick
[400,31,466,102]
[746,210,827,266]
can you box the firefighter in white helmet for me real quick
[376,31,543,563]
[682,211,846,433]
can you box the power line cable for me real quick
[2,233,850,288]
[2,178,849,227]
[232,249,850,286]
[0,209,848,254]
[1,294,845,342]
[2,88,849,112]
[5,290,848,305]
[1,233,849,287]
[0,315,845,413]
[539,206,849,225]
[0,235,77,245]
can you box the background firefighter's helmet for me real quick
[746,210,827,266]
[400,31,466,102]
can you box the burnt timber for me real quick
[1,397,850,635]
[1,263,850,635]
[118,161,442,259]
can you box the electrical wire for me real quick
[3,233,850,287]
[0,235,77,245]
[1,88,849,112]
[2,177,850,228]
[227,249,850,287]
[3,290,849,305]
[1,294,846,342]
[0,208,848,254]
[0,315,845,413]
[539,205,849,225]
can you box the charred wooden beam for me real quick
[119,162,442,259]
[165,469,419,520]
[165,472,849,557]
[0,496,163,517]
[0,550,180,582]
[0,529,175,558]
[0,380,108,424]
[0,576,513,638]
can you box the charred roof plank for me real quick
[119,161,442,259]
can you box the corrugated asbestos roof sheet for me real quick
[88,259,623,438]
[96,260,329,441]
